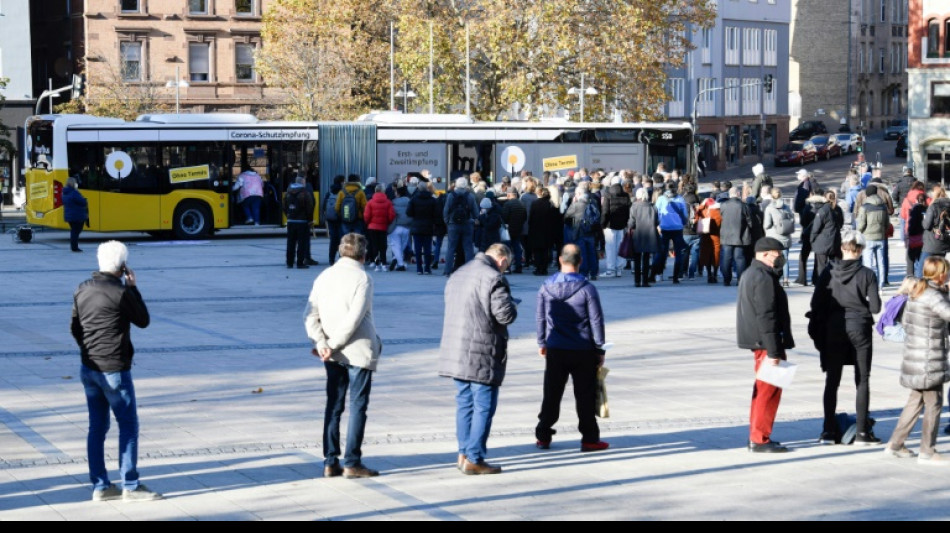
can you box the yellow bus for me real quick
[24,112,694,238]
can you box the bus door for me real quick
[449,142,492,188]
[98,145,162,232]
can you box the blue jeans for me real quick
[81,366,140,491]
[324,362,373,468]
[242,196,262,224]
[507,237,523,271]
[327,221,343,265]
[684,234,701,277]
[576,235,599,278]
[432,235,445,267]
[445,222,475,274]
[655,229,687,280]
[720,244,747,285]
[454,379,499,464]
[863,239,886,288]
[883,238,890,282]
[413,234,434,273]
[342,220,364,236]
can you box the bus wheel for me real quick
[173,202,211,240]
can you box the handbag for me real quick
[595,366,610,419]
[696,217,712,235]
[886,222,894,239]
[500,223,510,242]
[618,229,637,259]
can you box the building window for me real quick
[189,0,209,15]
[880,48,885,73]
[236,43,256,83]
[189,43,210,82]
[880,0,886,22]
[764,83,777,114]
[764,29,777,66]
[698,78,717,117]
[120,42,142,82]
[235,0,255,16]
[742,77,759,116]
[725,27,740,65]
[858,47,864,73]
[120,0,140,13]
[934,83,950,117]
[743,28,761,66]
[725,78,740,116]
[928,19,940,58]
[946,20,950,54]
[701,28,711,64]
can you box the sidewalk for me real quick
[1,226,949,520]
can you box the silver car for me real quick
[834,133,863,154]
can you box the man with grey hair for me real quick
[719,186,756,286]
[71,241,161,502]
[306,233,383,479]
[284,175,315,269]
[443,177,479,275]
[439,243,518,475]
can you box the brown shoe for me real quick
[343,465,380,479]
[461,458,502,476]
[324,464,343,478]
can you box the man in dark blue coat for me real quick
[535,244,609,452]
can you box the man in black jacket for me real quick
[719,187,754,286]
[501,190,528,273]
[737,237,795,453]
[71,241,162,501]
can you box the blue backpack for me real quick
[577,200,600,235]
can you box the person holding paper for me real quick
[535,244,609,453]
[737,237,796,453]
[808,228,882,446]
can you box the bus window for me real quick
[163,143,226,191]
[68,143,104,191]
[101,145,162,194]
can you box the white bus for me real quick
[23,112,694,238]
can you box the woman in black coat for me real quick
[809,190,844,278]
[406,183,440,274]
[808,229,882,445]
[528,187,558,276]
[921,186,950,268]
[627,188,661,287]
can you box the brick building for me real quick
[907,0,950,184]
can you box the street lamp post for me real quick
[165,65,190,115]
[568,73,598,122]
[395,81,417,113]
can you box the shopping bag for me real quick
[595,366,610,418]
[696,217,712,235]
[618,230,637,259]
[756,360,798,389]
[500,223,511,242]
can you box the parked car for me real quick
[775,140,818,167]
[790,120,828,141]
[885,119,908,140]
[896,131,907,157]
[810,135,843,160]
[834,133,863,154]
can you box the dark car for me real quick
[810,135,843,160]
[775,140,818,167]
[885,119,908,140]
[896,131,907,157]
[790,120,828,141]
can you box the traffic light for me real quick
[70,74,84,100]
[763,74,773,94]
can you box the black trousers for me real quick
[631,252,652,285]
[796,239,814,285]
[533,247,550,274]
[823,326,874,435]
[68,220,84,251]
[536,348,600,444]
[286,223,310,266]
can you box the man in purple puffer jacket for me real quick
[535,244,609,452]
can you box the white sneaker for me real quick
[883,445,917,459]
[615,271,622,278]
[381,265,389,272]
[374,264,381,272]
[917,452,950,465]
[122,484,164,502]
[92,484,122,502]
[603,271,615,278]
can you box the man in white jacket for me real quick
[305,233,383,479]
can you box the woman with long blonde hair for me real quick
[884,256,950,463]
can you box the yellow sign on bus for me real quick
[30,182,49,200]
[543,155,578,172]
[169,165,211,184]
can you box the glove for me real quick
[85,219,90,228]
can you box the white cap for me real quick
[455,177,470,189]
[796,168,808,180]
[752,163,765,176]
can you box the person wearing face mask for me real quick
[736,237,795,453]
[808,228,882,446]
[763,189,796,287]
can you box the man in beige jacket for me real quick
[305,233,382,479]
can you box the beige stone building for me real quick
[789,0,908,134]
[83,0,282,114]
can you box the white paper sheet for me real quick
[756,360,798,389]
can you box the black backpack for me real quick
[284,188,311,221]
[340,189,359,224]
[449,192,470,225]
[908,202,926,236]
